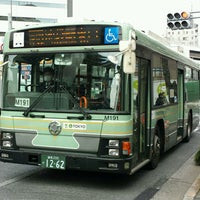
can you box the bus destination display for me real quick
[10,25,121,48]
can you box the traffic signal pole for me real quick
[8,0,13,30]
[67,0,73,17]
[190,11,200,14]
[187,11,200,19]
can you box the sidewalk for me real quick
[150,153,200,200]
[184,173,200,200]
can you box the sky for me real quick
[72,0,200,36]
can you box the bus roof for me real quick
[135,28,200,70]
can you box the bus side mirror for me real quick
[119,31,136,74]
[123,51,136,74]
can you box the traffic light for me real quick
[167,11,193,30]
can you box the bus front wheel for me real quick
[183,112,193,142]
[148,126,161,169]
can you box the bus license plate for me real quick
[41,155,66,170]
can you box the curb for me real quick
[183,173,200,200]
[151,153,200,200]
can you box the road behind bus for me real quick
[0,121,199,200]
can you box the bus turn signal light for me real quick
[122,141,131,155]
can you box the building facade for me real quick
[165,24,199,48]
[0,0,70,81]
[164,22,200,60]
[0,0,68,41]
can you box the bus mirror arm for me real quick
[0,61,9,67]
[119,30,136,52]
[107,31,136,72]
[108,47,136,74]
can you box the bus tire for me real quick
[148,126,161,169]
[183,112,193,142]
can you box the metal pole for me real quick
[8,0,12,30]
[190,11,200,19]
[67,0,73,17]
[190,11,200,14]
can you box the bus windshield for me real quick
[3,52,129,113]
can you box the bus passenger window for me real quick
[152,56,177,106]
[155,92,168,106]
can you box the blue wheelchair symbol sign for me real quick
[104,27,119,44]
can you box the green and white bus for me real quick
[0,21,199,174]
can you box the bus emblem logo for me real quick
[48,121,62,136]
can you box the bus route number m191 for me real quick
[104,115,119,120]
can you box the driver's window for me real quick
[6,59,18,93]
[7,56,32,93]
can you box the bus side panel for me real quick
[151,104,179,152]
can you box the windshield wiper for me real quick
[60,85,92,120]
[23,85,54,117]
[23,84,92,120]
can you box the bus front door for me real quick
[177,69,184,139]
[137,58,151,160]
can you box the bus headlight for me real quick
[2,141,13,148]
[109,140,119,147]
[2,132,13,140]
[1,132,15,149]
[109,149,119,156]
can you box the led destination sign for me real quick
[10,25,121,48]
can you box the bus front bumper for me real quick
[0,149,133,174]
